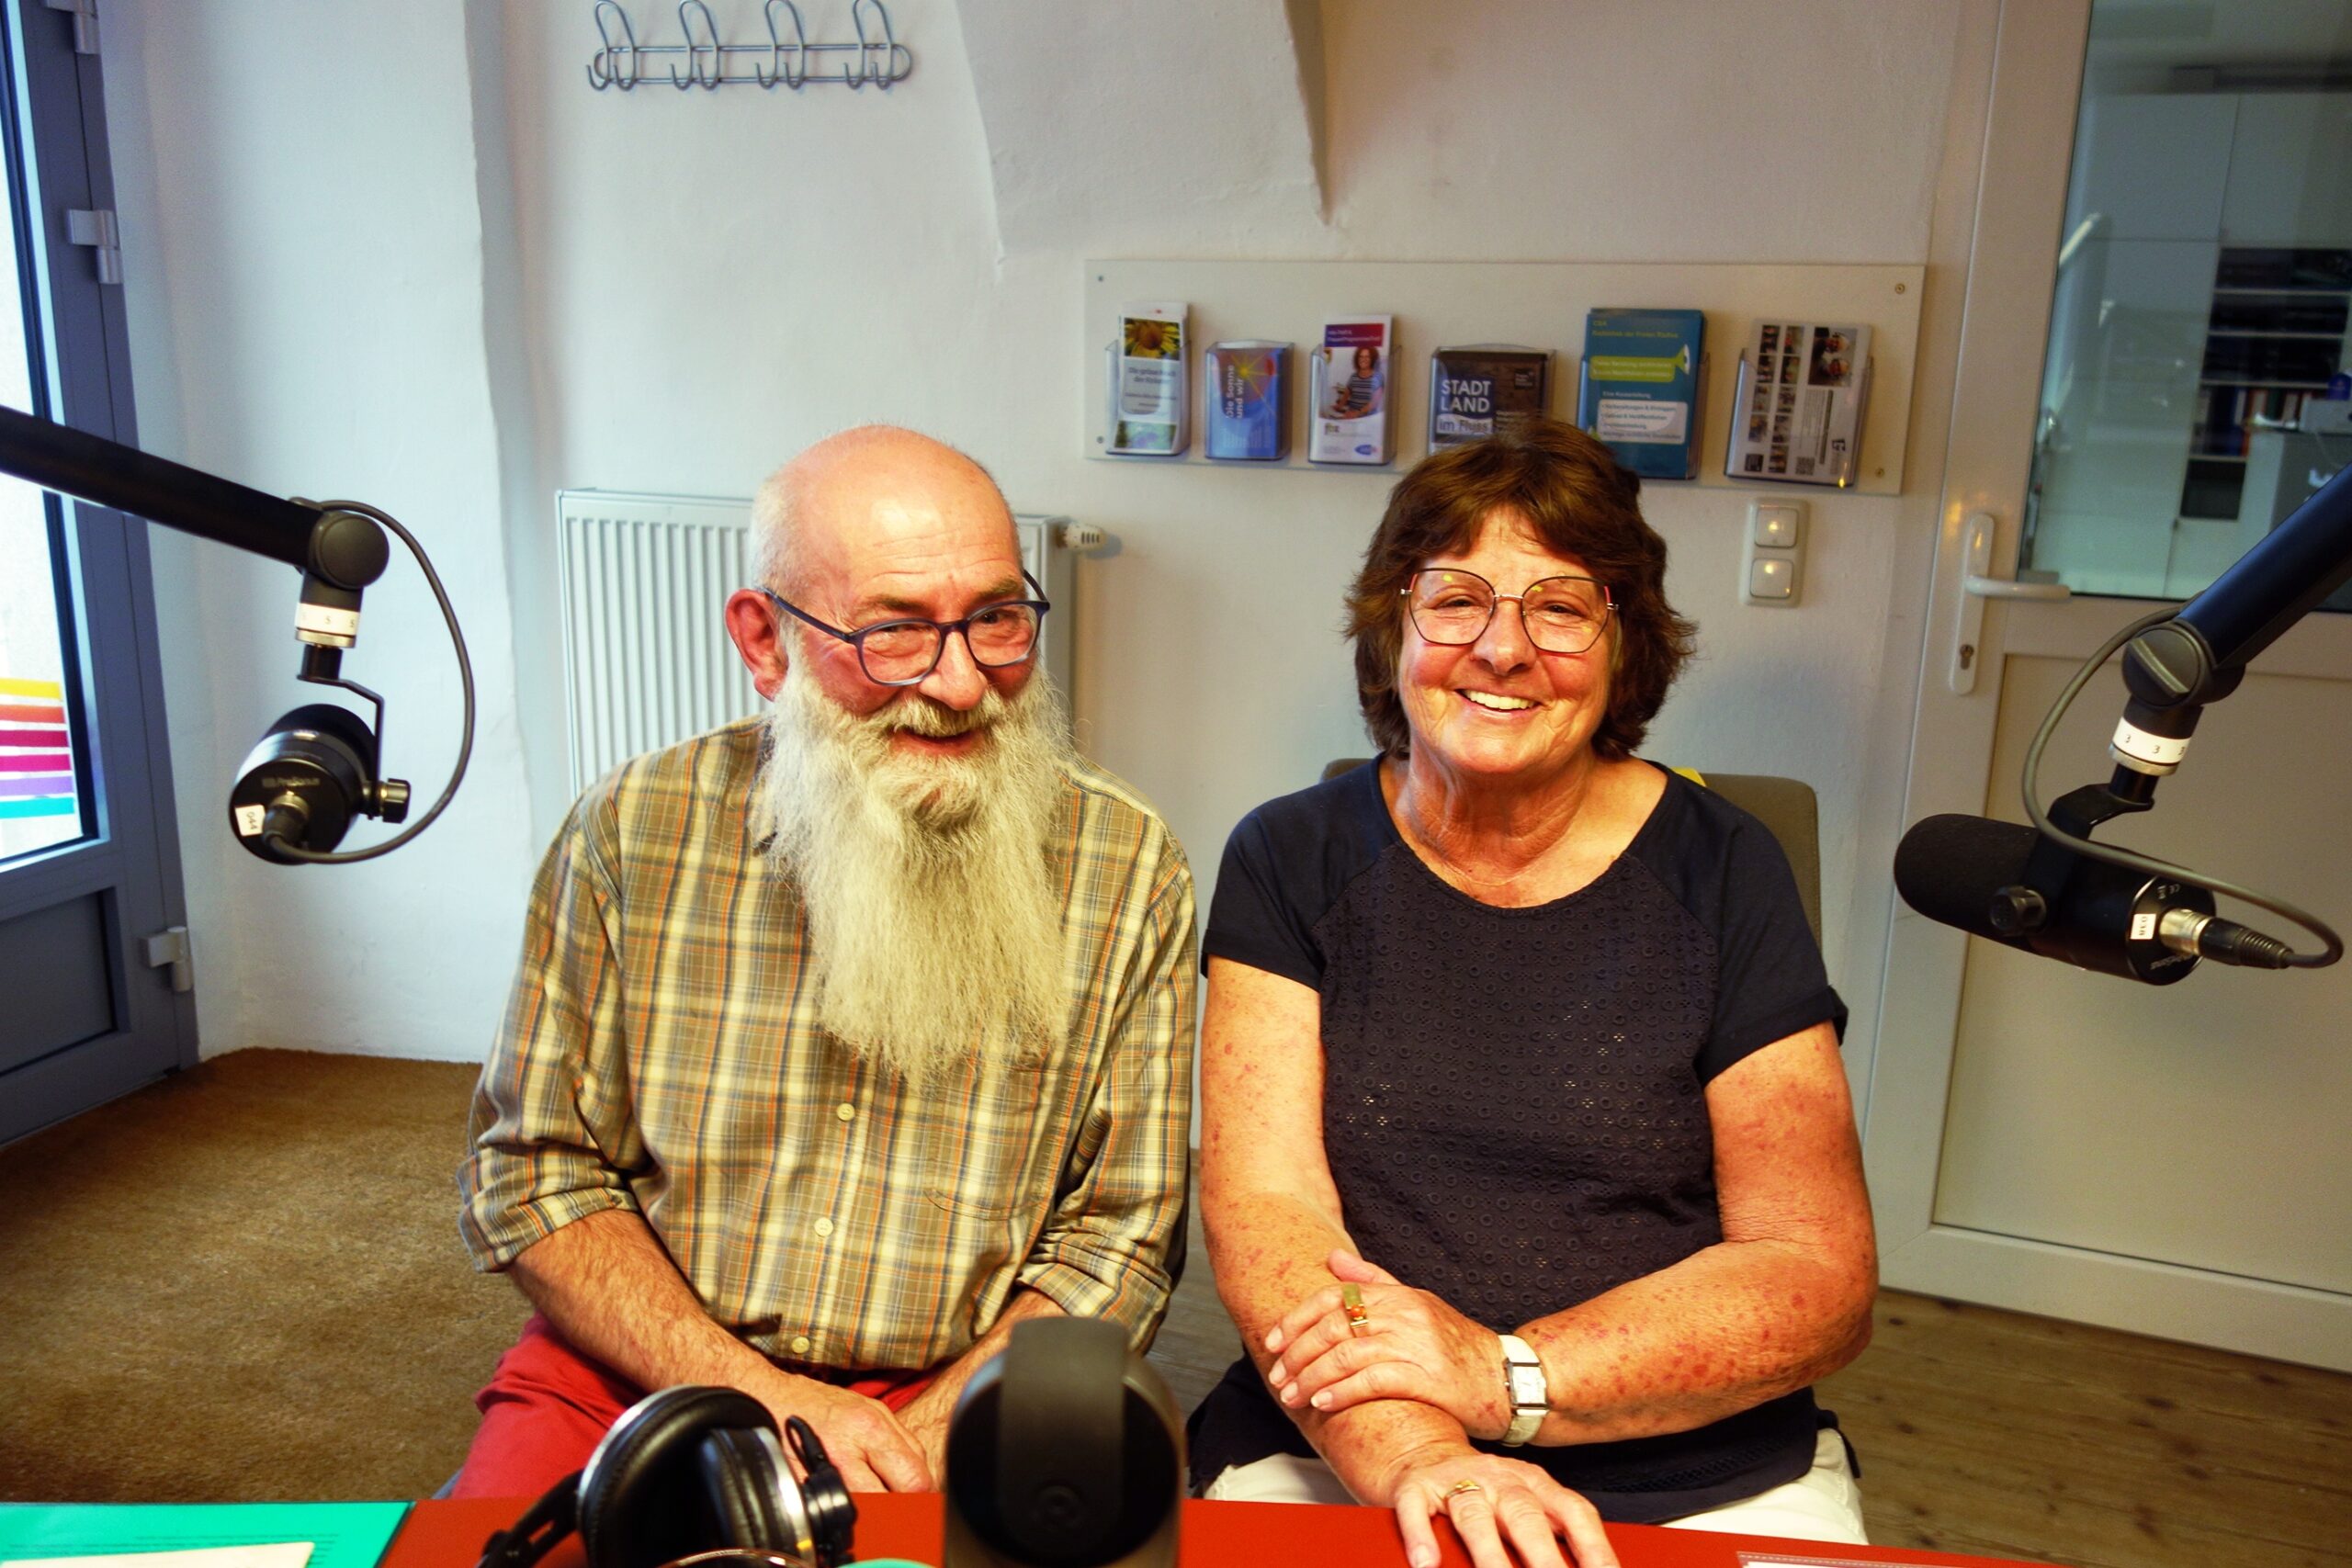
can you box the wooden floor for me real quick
[1146,1201,2352,1568]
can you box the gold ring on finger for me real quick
[1340,1281,1372,1335]
[1446,1480,1485,1499]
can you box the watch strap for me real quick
[1498,1332,1546,1446]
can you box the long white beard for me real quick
[751,660,1071,1083]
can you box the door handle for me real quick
[1947,512,2070,694]
[1964,573,2073,600]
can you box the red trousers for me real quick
[452,1314,933,1498]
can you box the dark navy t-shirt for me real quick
[1192,761,1848,1521]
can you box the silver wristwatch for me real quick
[1498,1333,1547,1446]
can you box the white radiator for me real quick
[557,490,1082,794]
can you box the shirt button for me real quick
[788,1335,811,1356]
[835,1103,855,1122]
[813,1217,834,1237]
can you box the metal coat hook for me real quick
[756,0,811,90]
[584,0,912,93]
[587,1,641,90]
[672,0,722,89]
[842,0,897,89]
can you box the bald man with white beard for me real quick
[456,427,1196,1496]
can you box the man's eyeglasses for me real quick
[1402,568,1612,655]
[755,571,1052,686]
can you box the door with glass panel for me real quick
[0,1,196,1142]
[1868,0,2352,1371]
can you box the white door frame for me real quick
[1860,0,2352,1371]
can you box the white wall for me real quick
[103,0,1979,1080]
[107,0,536,1060]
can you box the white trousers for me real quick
[1202,1428,1867,1546]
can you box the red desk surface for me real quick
[384,1495,2048,1568]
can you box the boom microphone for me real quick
[1894,463,2346,983]
[226,703,410,863]
[1894,814,2294,984]
[0,407,474,866]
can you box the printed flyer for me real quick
[1311,315,1395,465]
[1577,308,1705,479]
[1204,340,1290,460]
[1430,344,1550,447]
[1724,321,1872,486]
[1109,303,1189,456]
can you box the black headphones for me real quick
[477,1386,860,1568]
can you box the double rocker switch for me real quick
[1742,499,1804,607]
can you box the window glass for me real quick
[2022,1,2352,605]
[0,121,85,863]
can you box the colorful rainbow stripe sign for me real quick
[0,675,76,818]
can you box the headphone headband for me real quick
[471,1387,856,1568]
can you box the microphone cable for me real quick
[261,498,473,865]
[2018,601,2341,968]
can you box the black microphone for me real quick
[943,1317,1182,1568]
[225,703,410,863]
[1894,814,2293,984]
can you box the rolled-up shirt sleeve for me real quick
[1017,848,1198,1348]
[458,789,646,1269]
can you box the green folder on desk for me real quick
[0,1504,410,1568]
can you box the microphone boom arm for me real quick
[0,403,389,593]
[0,403,469,863]
[2112,460,2352,786]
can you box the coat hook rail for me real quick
[587,0,913,92]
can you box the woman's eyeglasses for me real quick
[1402,568,1611,655]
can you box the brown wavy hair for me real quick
[1345,416,1696,761]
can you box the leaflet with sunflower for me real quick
[1110,302,1189,456]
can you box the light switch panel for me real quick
[1748,556,1796,600]
[1741,497,1804,607]
[1751,501,1804,548]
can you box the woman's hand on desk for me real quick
[1379,1441,1618,1568]
[1266,1250,1510,1438]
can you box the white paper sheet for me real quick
[6,1542,313,1568]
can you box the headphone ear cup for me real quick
[697,1427,800,1557]
[578,1387,778,1568]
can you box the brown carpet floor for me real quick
[0,1049,521,1500]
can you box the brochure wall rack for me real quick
[1083,258,1925,496]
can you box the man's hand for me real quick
[892,1376,960,1482]
[884,1289,1067,1483]
[1266,1251,1511,1438]
[504,1213,935,1491]
[741,1364,933,1493]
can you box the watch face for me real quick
[1507,1364,1546,1406]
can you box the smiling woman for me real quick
[1193,416,1878,1567]
[1391,553,1614,797]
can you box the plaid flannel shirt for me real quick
[458,718,1196,1371]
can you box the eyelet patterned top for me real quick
[1192,760,1847,1521]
